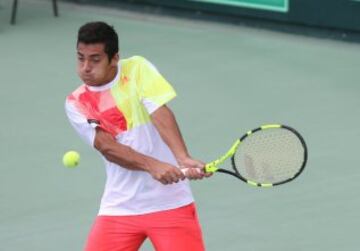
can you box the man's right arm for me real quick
[65,100,184,185]
[94,127,185,185]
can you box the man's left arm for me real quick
[151,105,208,180]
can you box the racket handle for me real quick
[180,168,202,175]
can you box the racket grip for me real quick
[180,168,202,175]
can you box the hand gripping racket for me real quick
[184,124,307,187]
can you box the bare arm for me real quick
[151,105,207,179]
[151,105,189,163]
[94,127,185,184]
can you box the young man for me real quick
[65,21,210,251]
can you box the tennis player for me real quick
[65,21,209,251]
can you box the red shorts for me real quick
[84,203,205,251]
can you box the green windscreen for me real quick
[191,0,289,12]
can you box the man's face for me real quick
[77,42,118,86]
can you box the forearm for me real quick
[94,127,185,184]
[94,127,159,172]
[151,105,190,164]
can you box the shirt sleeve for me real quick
[136,57,177,114]
[65,99,96,147]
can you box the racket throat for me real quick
[205,164,219,173]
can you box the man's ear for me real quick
[111,53,119,67]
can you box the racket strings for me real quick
[234,129,304,184]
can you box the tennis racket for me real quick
[183,124,307,187]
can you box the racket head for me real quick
[227,124,307,187]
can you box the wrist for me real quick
[176,154,191,166]
[142,157,157,172]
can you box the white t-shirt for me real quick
[65,56,194,215]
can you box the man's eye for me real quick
[78,57,84,62]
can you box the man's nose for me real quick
[83,61,91,73]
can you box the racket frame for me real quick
[205,124,308,187]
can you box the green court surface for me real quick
[1,0,360,250]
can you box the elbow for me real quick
[94,140,110,159]
[96,143,118,163]
[94,131,116,161]
[95,141,109,156]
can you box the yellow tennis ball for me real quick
[62,151,80,168]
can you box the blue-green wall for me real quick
[116,0,360,32]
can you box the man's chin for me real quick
[84,81,96,86]
[83,79,98,86]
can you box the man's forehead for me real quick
[77,42,106,55]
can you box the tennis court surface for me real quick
[1,0,360,250]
